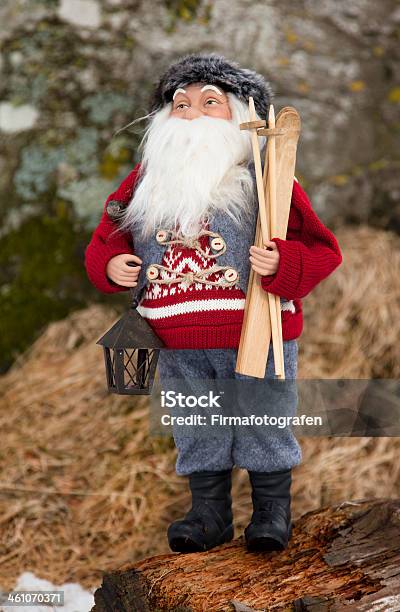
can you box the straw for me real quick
[0,225,399,590]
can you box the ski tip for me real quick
[268,104,275,123]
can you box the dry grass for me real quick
[0,224,399,591]
[301,224,400,378]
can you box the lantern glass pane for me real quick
[124,348,157,391]
[104,348,116,388]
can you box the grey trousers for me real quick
[157,340,302,475]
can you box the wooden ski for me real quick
[235,107,301,378]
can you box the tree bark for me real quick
[92,498,400,612]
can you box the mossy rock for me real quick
[0,213,120,373]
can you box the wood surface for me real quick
[245,98,282,377]
[91,498,400,611]
[267,104,285,378]
[235,107,301,378]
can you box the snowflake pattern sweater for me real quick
[84,163,343,348]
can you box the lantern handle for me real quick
[129,287,140,310]
[126,261,141,310]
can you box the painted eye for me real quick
[176,103,188,109]
[205,98,218,105]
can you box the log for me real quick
[92,498,400,612]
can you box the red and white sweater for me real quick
[85,163,343,348]
[136,227,248,348]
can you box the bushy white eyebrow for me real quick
[173,88,187,100]
[200,84,223,96]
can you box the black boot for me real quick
[168,469,234,553]
[244,468,292,552]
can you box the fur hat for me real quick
[150,52,273,119]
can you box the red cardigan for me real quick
[85,164,343,342]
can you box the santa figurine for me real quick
[85,53,342,554]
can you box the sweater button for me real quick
[146,265,159,280]
[156,230,169,244]
[210,237,225,252]
[224,268,238,283]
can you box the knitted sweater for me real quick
[85,163,343,347]
[136,226,248,348]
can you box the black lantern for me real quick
[97,293,165,395]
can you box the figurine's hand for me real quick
[249,241,280,276]
[106,253,142,287]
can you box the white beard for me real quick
[119,94,258,238]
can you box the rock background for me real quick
[0,0,399,370]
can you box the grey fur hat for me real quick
[150,52,273,119]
